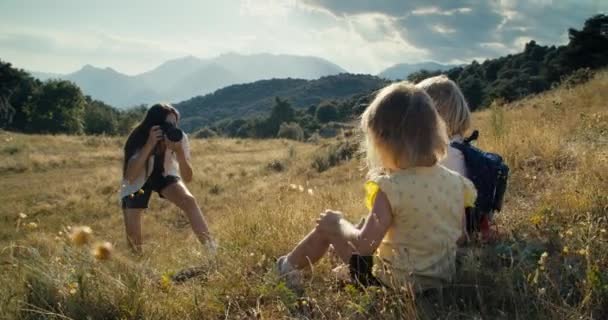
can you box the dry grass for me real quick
[0,71,607,319]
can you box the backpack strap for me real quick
[450,141,467,152]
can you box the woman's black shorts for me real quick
[121,175,180,209]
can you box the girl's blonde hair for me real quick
[361,82,448,171]
[416,75,471,137]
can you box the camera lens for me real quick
[166,127,183,142]
[161,123,183,142]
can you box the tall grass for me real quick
[0,71,607,319]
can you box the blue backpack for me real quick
[450,130,509,220]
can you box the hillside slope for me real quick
[0,71,606,319]
[174,73,388,131]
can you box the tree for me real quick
[117,105,147,135]
[565,14,608,70]
[263,97,295,137]
[24,80,86,134]
[0,61,39,129]
[83,97,119,135]
[316,101,338,123]
[407,69,443,83]
[458,76,485,111]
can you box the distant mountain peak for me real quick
[81,64,96,71]
[377,61,456,80]
[33,53,349,108]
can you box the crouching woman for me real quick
[119,103,215,253]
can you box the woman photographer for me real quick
[119,103,215,253]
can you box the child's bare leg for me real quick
[287,221,358,269]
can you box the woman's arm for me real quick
[167,136,193,183]
[175,148,193,183]
[124,126,161,183]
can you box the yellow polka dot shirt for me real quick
[366,165,477,290]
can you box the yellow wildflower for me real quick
[70,226,92,246]
[67,282,78,295]
[538,252,548,266]
[92,241,113,260]
[529,214,542,225]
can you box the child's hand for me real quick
[316,210,343,234]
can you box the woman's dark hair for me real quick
[122,103,179,176]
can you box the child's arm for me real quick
[351,190,392,255]
[317,191,392,255]
[124,126,161,183]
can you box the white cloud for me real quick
[480,42,508,50]
[239,0,297,18]
[412,6,472,16]
[412,7,442,15]
[513,36,535,49]
[432,24,456,34]
[0,27,189,74]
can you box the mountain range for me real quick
[32,53,347,108]
[31,54,454,108]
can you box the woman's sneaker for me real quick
[205,239,219,253]
[276,255,303,293]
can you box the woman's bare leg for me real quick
[161,181,211,244]
[123,208,144,253]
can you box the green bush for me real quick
[193,127,218,139]
[311,139,359,172]
[277,122,304,141]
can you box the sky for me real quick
[1,0,606,75]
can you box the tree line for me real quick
[195,14,608,140]
[0,61,146,135]
[407,14,608,110]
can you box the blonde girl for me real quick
[416,75,471,176]
[277,83,476,292]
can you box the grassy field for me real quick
[0,72,607,319]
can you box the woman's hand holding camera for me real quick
[146,126,163,148]
[166,139,183,153]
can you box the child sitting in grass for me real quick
[277,82,477,293]
[416,75,472,243]
[416,75,471,177]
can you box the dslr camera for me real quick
[159,122,184,142]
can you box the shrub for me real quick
[277,122,304,141]
[316,102,339,123]
[193,127,218,139]
[266,160,285,172]
[311,139,359,172]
